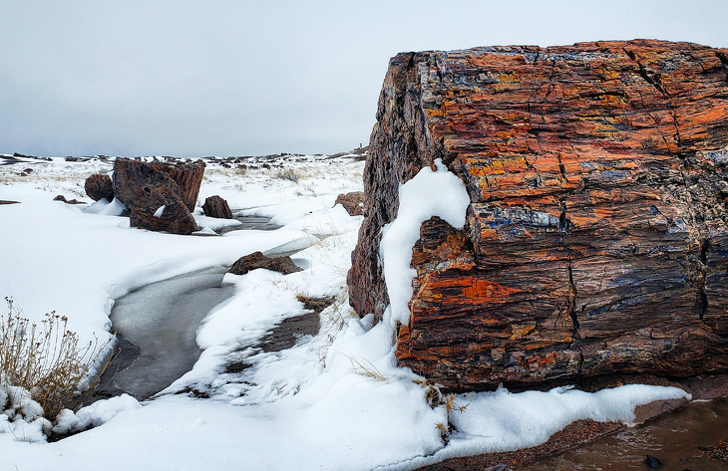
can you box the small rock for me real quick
[202,195,233,219]
[85,174,115,202]
[0,200,20,205]
[645,454,662,468]
[228,251,302,276]
[334,191,365,216]
[701,438,728,461]
[53,195,85,204]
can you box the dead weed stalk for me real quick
[1,297,110,420]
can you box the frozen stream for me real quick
[106,266,234,399]
[95,232,319,401]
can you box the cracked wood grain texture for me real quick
[348,40,728,391]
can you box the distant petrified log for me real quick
[202,195,233,219]
[112,158,203,235]
[84,174,114,202]
[334,191,365,216]
[229,251,302,276]
[157,161,205,212]
[349,40,728,391]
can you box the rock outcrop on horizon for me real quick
[112,158,205,235]
[348,40,728,391]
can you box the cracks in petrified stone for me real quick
[567,257,586,375]
[623,47,684,154]
[558,199,572,233]
[566,258,580,335]
[557,154,568,182]
[624,49,667,95]
[716,51,728,78]
[693,238,710,321]
[543,58,559,101]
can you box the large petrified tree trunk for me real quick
[348,40,728,391]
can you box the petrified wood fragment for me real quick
[202,195,233,219]
[228,251,302,276]
[348,40,728,391]
[84,174,114,202]
[112,158,202,235]
[335,191,365,216]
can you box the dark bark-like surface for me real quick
[202,195,233,219]
[155,160,205,212]
[84,174,114,202]
[112,158,201,235]
[334,191,365,216]
[349,40,728,390]
[228,251,303,276]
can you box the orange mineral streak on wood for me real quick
[416,276,522,305]
[350,40,728,391]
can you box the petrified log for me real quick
[202,195,233,219]
[334,191,365,216]
[229,251,302,276]
[157,160,206,212]
[348,40,728,391]
[112,158,202,235]
[84,174,114,202]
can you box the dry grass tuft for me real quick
[344,354,387,381]
[0,297,109,420]
[273,168,302,183]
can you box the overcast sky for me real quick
[1,0,726,157]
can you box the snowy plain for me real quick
[0,153,691,471]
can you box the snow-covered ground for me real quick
[0,153,690,470]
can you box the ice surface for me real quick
[108,266,235,399]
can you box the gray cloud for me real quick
[1,0,726,157]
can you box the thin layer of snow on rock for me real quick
[379,159,470,327]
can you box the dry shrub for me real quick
[273,168,302,183]
[0,297,108,420]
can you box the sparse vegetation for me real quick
[415,378,469,443]
[273,167,302,183]
[344,353,387,381]
[0,297,109,420]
